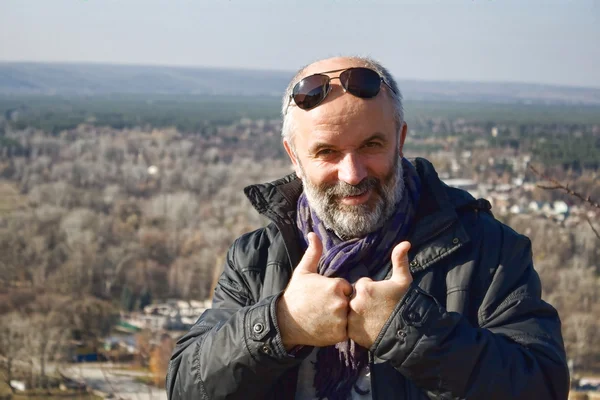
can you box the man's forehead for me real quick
[297,57,366,80]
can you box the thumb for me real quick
[296,232,322,274]
[390,241,412,284]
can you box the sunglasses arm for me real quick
[382,78,397,95]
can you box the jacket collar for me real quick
[243,157,474,272]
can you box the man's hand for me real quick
[277,232,353,350]
[347,241,412,349]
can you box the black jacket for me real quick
[167,158,569,400]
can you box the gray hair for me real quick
[281,56,404,142]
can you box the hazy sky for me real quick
[1,0,599,88]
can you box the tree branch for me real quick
[529,164,600,209]
[587,218,600,240]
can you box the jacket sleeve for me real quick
[371,227,569,399]
[166,238,309,400]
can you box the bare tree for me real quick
[0,313,28,393]
[529,164,599,239]
[22,298,70,390]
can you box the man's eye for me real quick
[364,142,381,148]
[316,149,335,157]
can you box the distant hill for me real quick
[1,62,600,105]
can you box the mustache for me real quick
[321,177,380,200]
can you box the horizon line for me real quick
[1,59,599,91]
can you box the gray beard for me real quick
[299,157,404,239]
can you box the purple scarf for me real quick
[296,157,421,400]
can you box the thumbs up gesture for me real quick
[277,233,353,350]
[347,241,413,349]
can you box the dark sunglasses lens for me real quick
[292,74,329,110]
[340,68,381,98]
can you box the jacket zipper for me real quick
[369,351,377,400]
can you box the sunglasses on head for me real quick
[288,67,396,111]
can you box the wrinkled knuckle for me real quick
[355,278,370,291]
[331,278,349,293]
[355,281,370,296]
[333,297,348,311]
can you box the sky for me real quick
[1,0,599,88]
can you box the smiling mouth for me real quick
[339,188,372,205]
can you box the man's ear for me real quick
[283,138,302,177]
[398,122,408,157]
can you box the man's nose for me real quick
[338,153,367,186]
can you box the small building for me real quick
[528,201,541,213]
[553,201,569,215]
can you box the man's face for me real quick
[297,150,403,239]
[284,60,407,239]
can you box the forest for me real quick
[0,96,598,396]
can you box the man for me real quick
[166,57,569,400]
